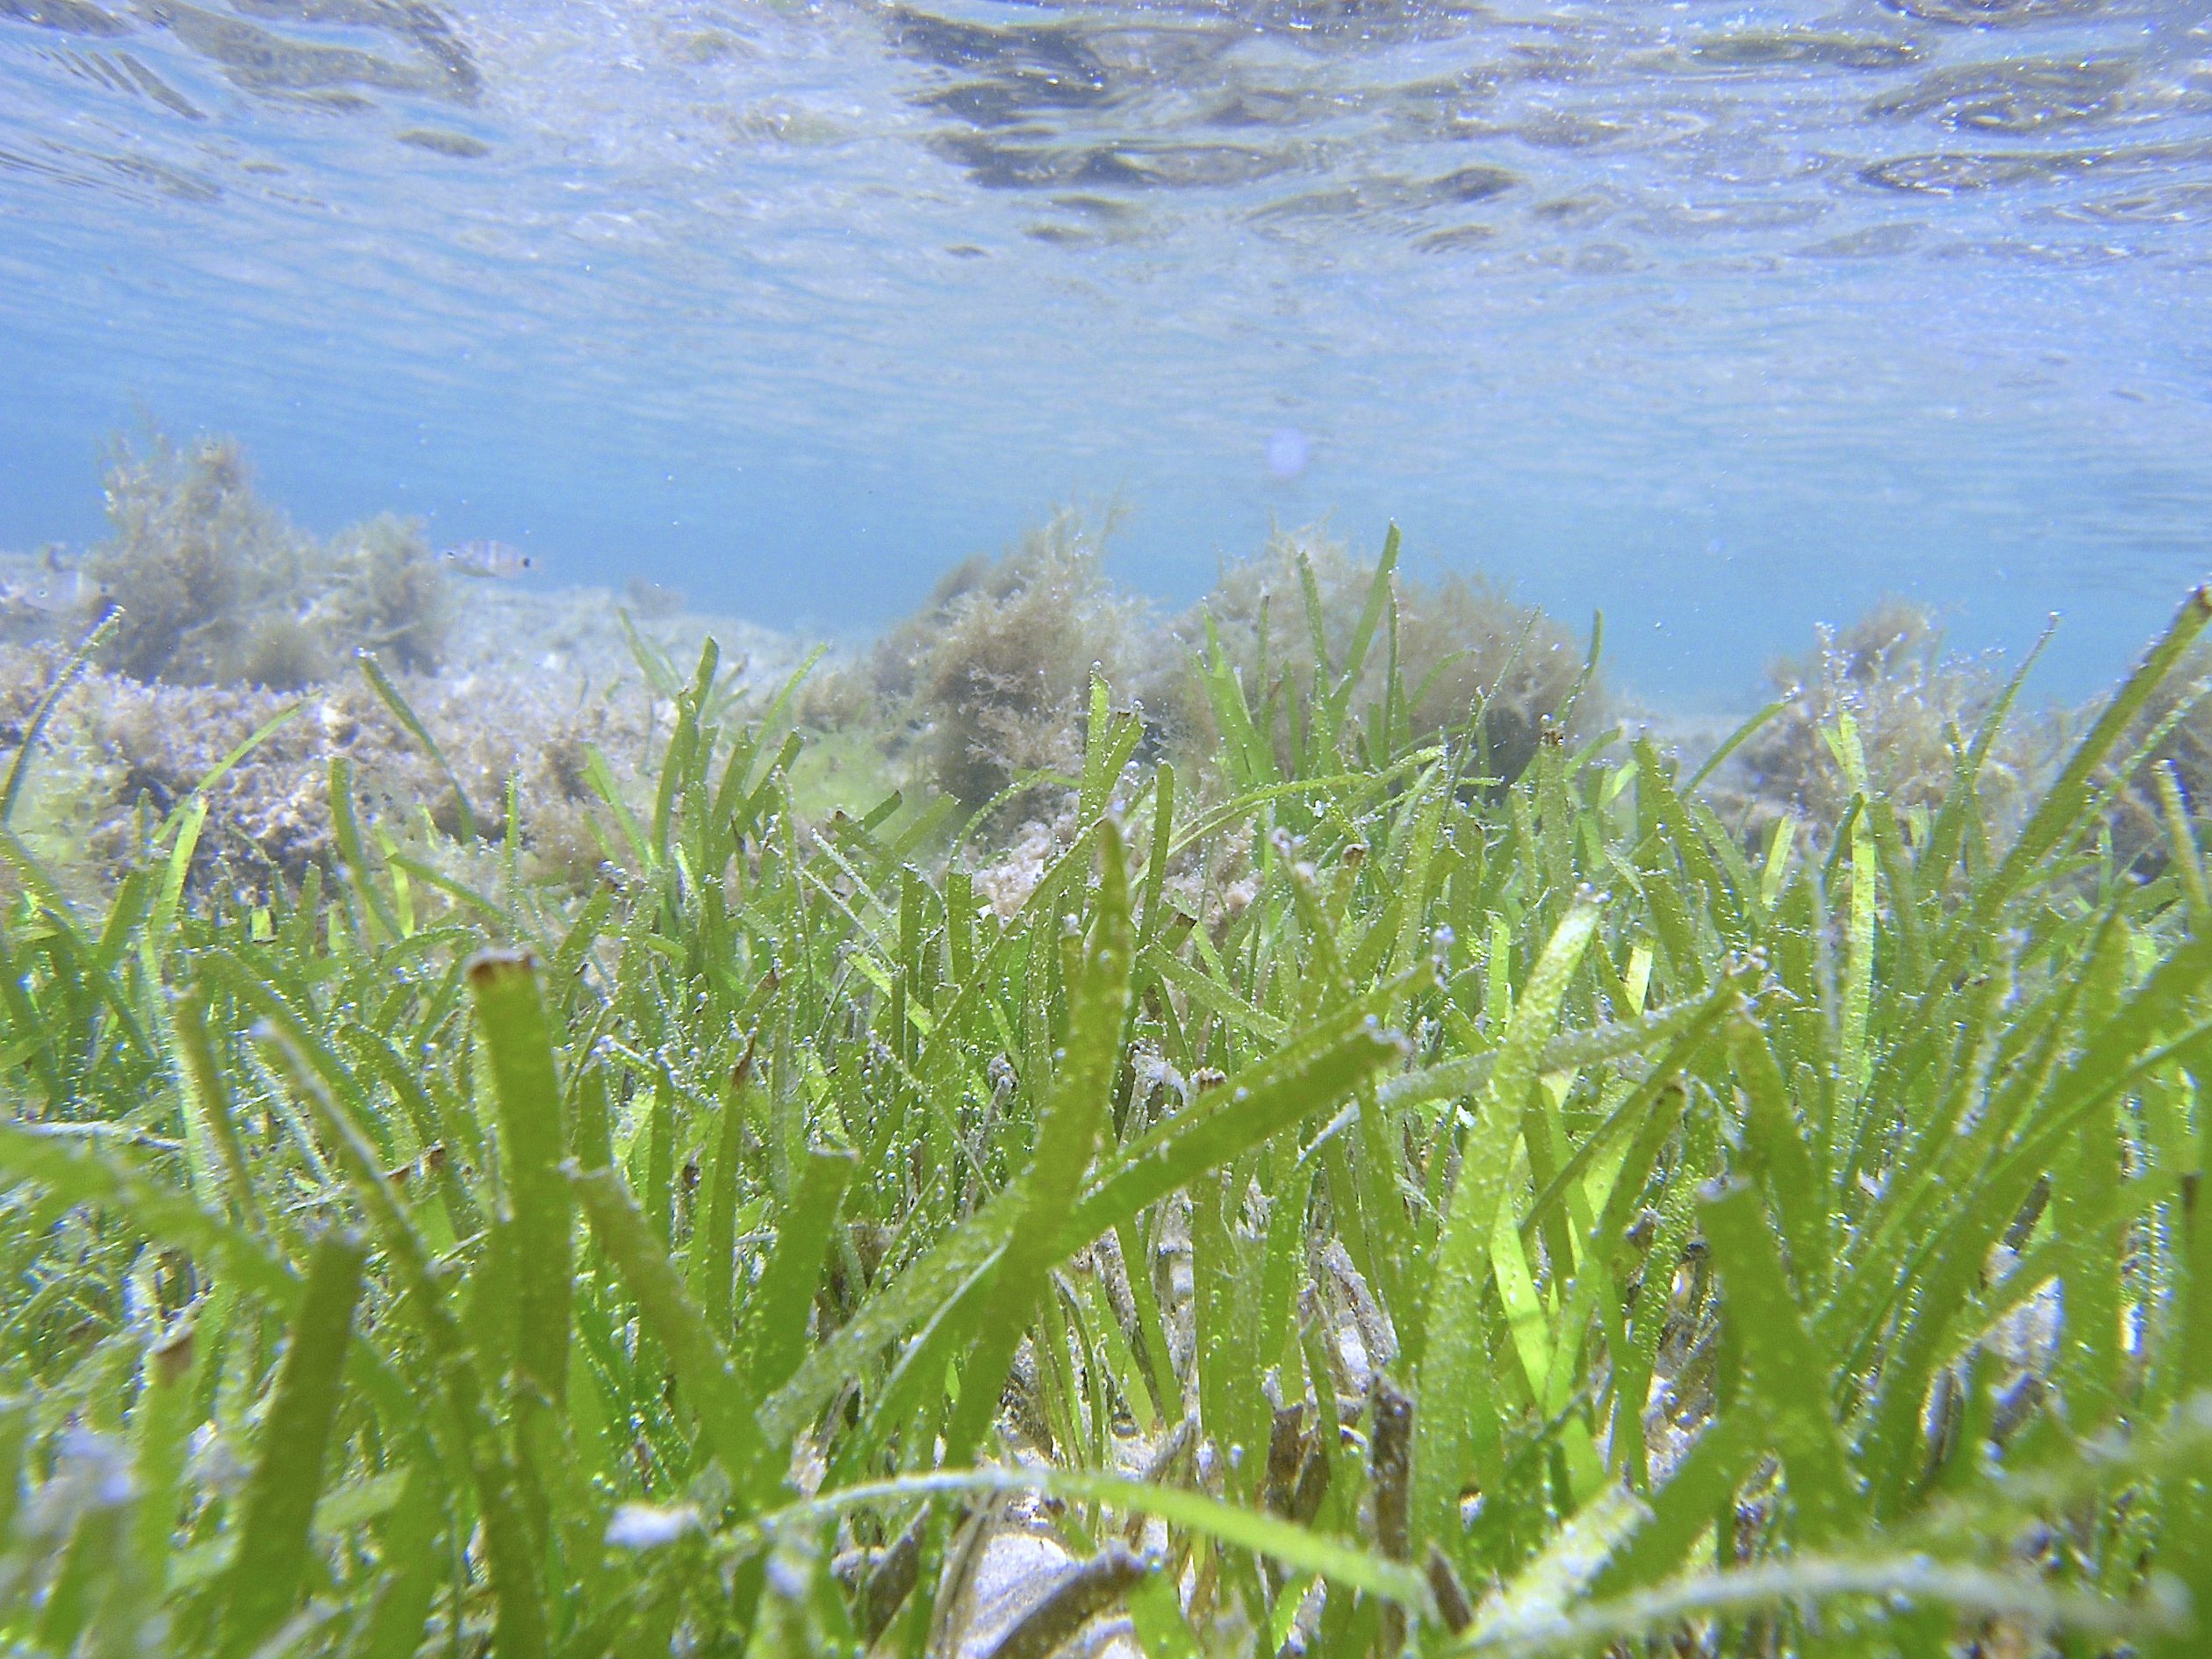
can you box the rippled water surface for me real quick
[4,0,2212,693]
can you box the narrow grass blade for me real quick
[942,817,1134,1465]
[218,1229,366,1659]
[568,1165,769,1503]
[254,1028,549,1659]
[1414,897,1598,1548]
[0,608,117,827]
[0,1120,298,1309]
[733,1466,1429,1610]
[469,950,573,1414]
[1700,1177,1866,1545]
[172,990,259,1231]
[1684,699,1788,794]
[739,1144,855,1398]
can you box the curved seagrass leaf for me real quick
[1467,1484,1649,1648]
[568,1164,769,1507]
[254,1025,550,1659]
[1699,1175,1866,1546]
[469,950,572,1415]
[0,608,118,830]
[1378,989,1727,1117]
[737,1143,855,1399]
[1462,1550,2178,1657]
[1414,897,1598,1548]
[940,817,1134,1467]
[1166,754,1435,860]
[1921,586,2210,1002]
[1062,965,1425,1249]
[218,1230,366,1659]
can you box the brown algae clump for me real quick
[798,507,1160,813]
[2105,638,2212,873]
[1721,597,2056,845]
[1174,523,1597,783]
[86,431,451,688]
[791,514,1597,836]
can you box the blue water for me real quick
[5,0,2212,702]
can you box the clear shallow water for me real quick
[3,0,2211,700]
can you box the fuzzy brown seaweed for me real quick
[800,508,1158,811]
[83,433,451,689]
[794,514,1593,833]
[1722,598,2056,845]
[321,510,452,673]
[88,432,317,685]
[1171,523,1595,782]
[918,513,1153,807]
[2105,640,2212,873]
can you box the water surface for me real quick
[4,0,2210,697]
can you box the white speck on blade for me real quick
[605,1501,700,1548]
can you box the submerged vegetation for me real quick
[87,434,452,689]
[799,515,1598,827]
[1181,527,1595,789]
[1720,599,2060,850]
[4,466,2212,1656]
[802,509,1152,812]
[0,435,772,901]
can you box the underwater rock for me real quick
[973,814,1074,920]
[948,1531,1144,1659]
[0,623,708,895]
[2,439,797,899]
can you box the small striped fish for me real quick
[441,539,535,578]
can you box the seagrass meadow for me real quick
[11,543,2212,1659]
